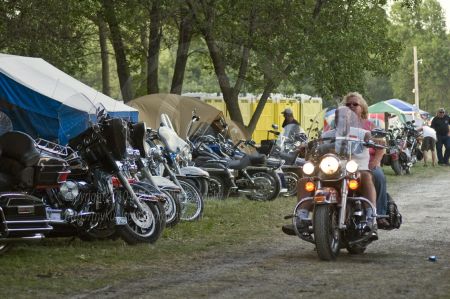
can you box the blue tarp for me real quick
[0,54,138,144]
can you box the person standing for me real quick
[419,124,437,167]
[281,108,299,128]
[430,108,449,165]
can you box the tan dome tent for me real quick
[127,94,250,142]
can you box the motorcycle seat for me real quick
[0,131,40,167]
[279,152,298,165]
[248,152,266,166]
[0,173,14,192]
[228,155,250,170]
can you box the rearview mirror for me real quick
[272,124,279,130]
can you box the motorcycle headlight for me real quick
[303,162,315,175]
[319,156,340,175]
[345,160,359,173]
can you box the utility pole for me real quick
[413,46,420,110]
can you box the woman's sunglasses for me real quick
[345,103,360,107]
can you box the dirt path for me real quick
[73,170,450,299]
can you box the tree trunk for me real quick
[247,65,294,134]
[170,8,193,95]
[147,0,161,94]
[101,0,133,102]
[97,15,111,96]
[203,31,243,124]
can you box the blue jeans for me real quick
[372,166,387,215]
[436,135,450,164]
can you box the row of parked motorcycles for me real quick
[382,120,422,175]
[0,95,308,254]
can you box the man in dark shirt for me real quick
[430,108,450,165]
[281,107,300,128]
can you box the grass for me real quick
[0,163,447,297]
[0,196,297,297]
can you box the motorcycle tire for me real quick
[180,177,209,199]
[313,205,341,261]
[136,182,181,228]
[283,172,299,197]
[116,185,165,245]
[179,180,204,221]
[391,159,404,175]
[245,171,280,201]
[207,174,230,200]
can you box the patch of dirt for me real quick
[73,170,450,299]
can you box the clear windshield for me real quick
[313,106,367,158]
[276,123,305,147]
[158,126,188,154]
[57,92,104,145]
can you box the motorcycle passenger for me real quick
[282,94,378,238]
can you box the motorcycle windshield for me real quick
[57,92,104,145]
[158,125,188,154]
[319,106,367,158]
[275,123,306,150]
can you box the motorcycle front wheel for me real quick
[179,180,204,221]
[137,182,181,228]
[116,185,165,244]
[207,174,230,200]
[313,205,341,261]
[283,171,299,197]
[245,171,280,201]
[391,159,404,175]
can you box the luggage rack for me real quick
[35,138,75,157]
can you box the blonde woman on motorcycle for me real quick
[282,92,378,238]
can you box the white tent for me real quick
[0,53,138,142]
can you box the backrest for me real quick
[0,131,41,167]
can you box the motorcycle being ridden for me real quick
[282,106,401,260]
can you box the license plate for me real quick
[115,217,127,225]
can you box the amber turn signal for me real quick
[305,181,315,192]
[348,179,359,190]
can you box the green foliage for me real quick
[389,0,449,112]
[0,0,98,75]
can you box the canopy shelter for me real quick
[127,93,250,142]
[368,99,428,123]
[0,53,138,143]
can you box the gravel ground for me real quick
[73,169,450,299]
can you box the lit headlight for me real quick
[345,160,358,173]
[319,156,340,175]
[303,162,315,175]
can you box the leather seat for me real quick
[248,152,266,166]
[0,131,41,189]
[0,131,40,167]
[228,155,250,170]
[279,152,298,165]
[0,173,14,192]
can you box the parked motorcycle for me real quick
[146,125,204,221]
[257,123,308,196]
[41,95,165,244]
[0,131,68,254]
[191,131,283,201]
[382,121,421,175]
[285,107,401,260]
[126,122,182,227]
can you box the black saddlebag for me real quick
[0,193,52,238]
